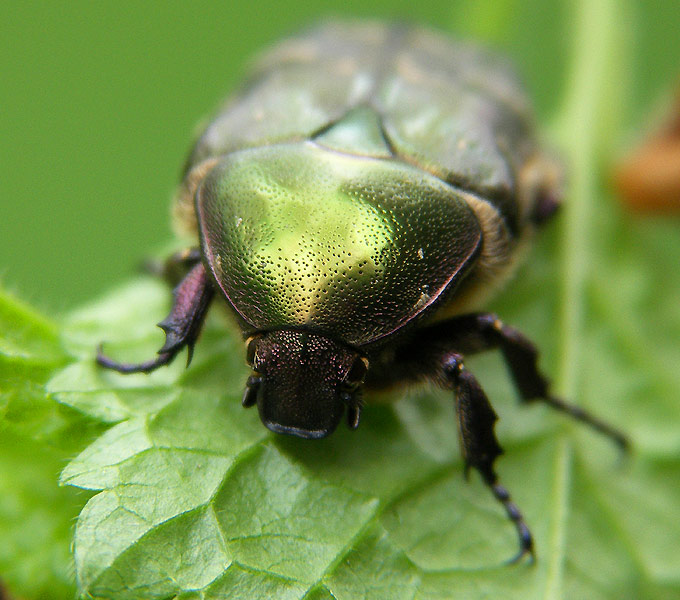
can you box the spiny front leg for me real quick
[97,262,214,373]
[443,353,534,563]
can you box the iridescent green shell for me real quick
[196,142,481,345]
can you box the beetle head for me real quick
[242,329,368,439]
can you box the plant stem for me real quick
[549,0,620,598]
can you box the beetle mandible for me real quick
[98,21,628,562]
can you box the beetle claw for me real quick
[185,343,195,368]
[506,541,535,566]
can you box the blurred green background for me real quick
[2,0,678,313]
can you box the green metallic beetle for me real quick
[98,21,628,562]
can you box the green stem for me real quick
[557,0,617,394]
[549,1,620,598]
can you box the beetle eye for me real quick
[245,335,260,366]
[344,356,369,388]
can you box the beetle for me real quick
[98,21,628,562]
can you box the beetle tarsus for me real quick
[540,395,630,451]
[489,480,535,564]
[96,344,177,374]
[97,263,214,375]
[444,352,533,562]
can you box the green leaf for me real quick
[0,289,63,430]
[0,429,89,600]
[0,288,105,455]
[0,290,90,600]
[54,205,679,600]
[3,2,680,599]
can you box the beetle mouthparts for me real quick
[246,329,359,439]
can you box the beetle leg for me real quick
[367,346,534,561]
[443,352,534,562]
[382,313,629,451]
[97,262,214,373]
[439,314,630,450]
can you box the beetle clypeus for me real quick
[98,21,628,562]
